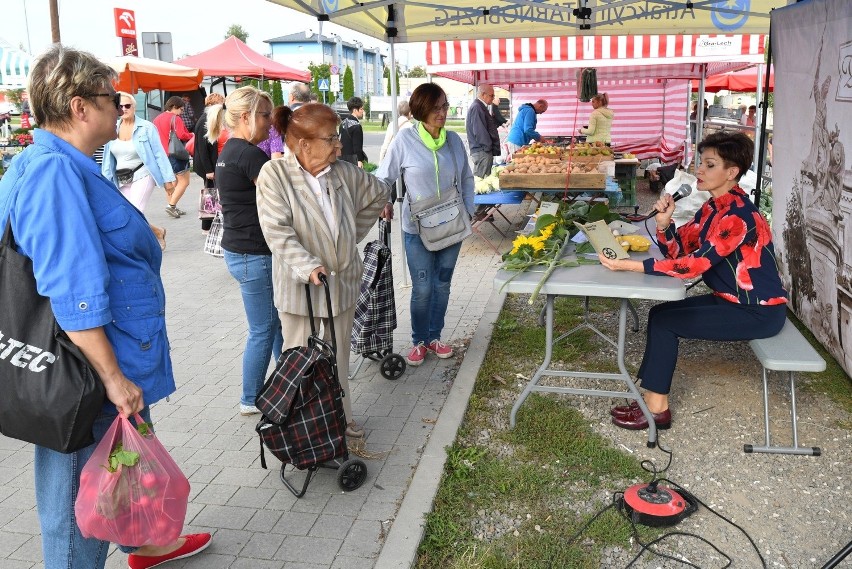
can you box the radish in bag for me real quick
[75,414,190,547]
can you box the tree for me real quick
[271,81,283,107]
[225,24,249,42]
[385,67,400,95]
[3,89,24,107]
[407,65,427,78]
[342,66,355,101]
[307,62,331,101]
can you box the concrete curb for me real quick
[373,288,507,569]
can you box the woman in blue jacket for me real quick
[506,99,548,153]
[102,92,175,250]
[0,45,210,569]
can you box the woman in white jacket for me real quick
[379,99,412,163]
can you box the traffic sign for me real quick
[318,78,330,92]
[330,75,340,92]
[330,65,339,75]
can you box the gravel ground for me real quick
[467,181,852,568]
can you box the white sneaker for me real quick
[240,404,260,416]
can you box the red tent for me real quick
[704,66,774,93]
[174,36,310,82]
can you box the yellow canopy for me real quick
[264,0,794,43]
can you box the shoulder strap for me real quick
[169,114,176,133]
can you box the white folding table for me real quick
[494,255,686,447]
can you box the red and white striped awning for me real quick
[427,34,765,86]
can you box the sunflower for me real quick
[538,223,557,240]
[510,235,546,257]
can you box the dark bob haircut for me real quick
[408,83,447,122]
[696,131,753,181]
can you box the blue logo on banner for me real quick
[318,78,330,91]
[321,0,338,13]
[711,0,750,31]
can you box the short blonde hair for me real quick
[207,86,272,143]
[118,91,135,109]
[27,44,117,128]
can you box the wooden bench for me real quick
[745,319,826,456]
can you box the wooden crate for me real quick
[498,172,606,189]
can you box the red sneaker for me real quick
[128,533,212,569]
[405,343,427,366]
[427,340,453,359]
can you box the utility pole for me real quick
[49,0,61,43]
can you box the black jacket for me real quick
[339,114,368,165]
[193,109,218,183]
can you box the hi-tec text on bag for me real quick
[0,331,57,372]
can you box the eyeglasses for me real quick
[311,134,341,144]
[432,102,450,113]
[119,103,133,110]
[83,92,121,110]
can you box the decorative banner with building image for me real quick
[771,0,852,377]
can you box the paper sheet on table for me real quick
[573,220,629,260]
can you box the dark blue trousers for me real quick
[637,294,787,395]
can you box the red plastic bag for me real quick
[74,414,190,547]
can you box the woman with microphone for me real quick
[598,132,787,431]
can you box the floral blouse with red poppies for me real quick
[641,186,788,306]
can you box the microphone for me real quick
[630,184,693,221]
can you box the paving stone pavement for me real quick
[0,158,531,568]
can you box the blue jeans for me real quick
[34,408,152,568]
[224,250,284,406]
[404,232,462,345]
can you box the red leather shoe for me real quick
[128,533,212,569]
[612,407,671,430]
[610,400,640,418]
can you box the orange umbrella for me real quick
[103,56,204,93]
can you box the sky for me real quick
[1,0,426,68]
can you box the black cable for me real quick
[564,499,618,547]
[656,477,768,569]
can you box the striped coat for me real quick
[256,152,390,318]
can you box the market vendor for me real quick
[598,132,787,431]
[507,99,548,154]
[578,93,614,144]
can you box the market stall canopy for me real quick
[103,56,204,93]
[0,44,32,89]
[174,36,310,82]
[704,65,774,92]
[264,0,793,43]
[427,34,764,86]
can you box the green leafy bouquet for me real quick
[501,201,623,303]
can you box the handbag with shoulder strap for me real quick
[0,219,105,453]
[406,142,472,252]
[167,115,190,161]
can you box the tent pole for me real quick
[385,8,409,288]
[753,63,764,201]
[754,28,773,207]
[696,63,707,169]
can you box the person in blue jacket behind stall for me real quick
[506,99,548,154]
[0,44,211,569]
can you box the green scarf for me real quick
[417,120,446,196]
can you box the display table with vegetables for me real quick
[495,201,685,447]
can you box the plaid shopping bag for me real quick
[351,219,397,355]
[255,345,347,470]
